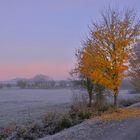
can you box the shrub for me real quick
[8,125,38,140]
[71,92,88,109]
[59,116,72,129]
[78,111,91,120]
[42,112,61,134]
[42,112,73,135]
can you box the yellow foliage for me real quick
[78,11,140,96]
[75,10,140,110]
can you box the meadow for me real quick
[0,88,139,127]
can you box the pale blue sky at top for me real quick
[0,0,140,80]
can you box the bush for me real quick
[69,104,92,125]
[42,112,72,135]
[42,112,62,134]
[7,124,42,140]
[78,111,91,120]
[60,116,72,129]
[71,92,88,109]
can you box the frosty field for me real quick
[0,89,74,127]
[0,89,139,127]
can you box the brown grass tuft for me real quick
[99,108,140,121]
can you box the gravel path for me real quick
[40,117,140,140]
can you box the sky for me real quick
[0,0,140,80]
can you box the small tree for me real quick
[74,40,108,107]
[78,9,140,110]
[83,77,94,107]
[70,70,94,107]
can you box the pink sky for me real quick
[0,63,73,80]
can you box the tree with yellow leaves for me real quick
[77,9,140,110]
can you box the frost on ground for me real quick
[0,89,73,127]
[0,89,139,128]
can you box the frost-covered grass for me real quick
[0,89,139,128]
[0,89,73,127]
[0,89,139,139]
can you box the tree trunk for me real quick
[96,90,104,108]
[88,92,92,107]
[113,89,118,111]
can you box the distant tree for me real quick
[0,84,3,89]
[77,9,140,110]
[17,80,28,88]
[50,80,55,88]
[6,84,11,88]
[129,42,140,91]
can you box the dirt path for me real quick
[40,117,140,140]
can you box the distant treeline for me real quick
[0,75,73,89]
[0,81,72,89]
[0,75,133,90]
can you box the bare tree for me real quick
[129,42,140,91]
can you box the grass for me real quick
[0,92,139,140]
[99,108,140,121]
